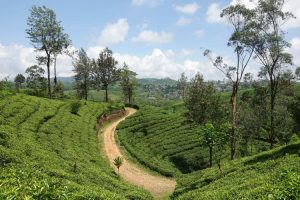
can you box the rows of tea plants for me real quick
[117,106,210,177]
[0,92,151,199]
[171,141,300,199]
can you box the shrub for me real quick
[70,101,82,115]
[124,103,139,110]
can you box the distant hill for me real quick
[55,77,177,86]
[55,76,74,83]
[138,77,177,86]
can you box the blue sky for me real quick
[0,0,300,80]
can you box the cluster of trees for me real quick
[4,5,137,104]
[26,5,71,99]
[181,0,300,169]
[73,48,137,103]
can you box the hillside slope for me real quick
[0,92,151,199]
[116,105,207,177]
[172,141,300,199]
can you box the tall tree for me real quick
[93,48,119,102]
[200,123,230,169]
[73,48,92,100]
[177,72,188,99]
[120,63,137,104]
[185,73,223,125]
[246,0,294,148]
[26,5,71,99]
[204,3,254,159]
[14,74,25,91]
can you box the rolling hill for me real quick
[0,91,151,199]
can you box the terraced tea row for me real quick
[172,142,300,199]
[0,92,151,199]
[117,106,210,176]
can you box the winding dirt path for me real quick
[103,108,176,199]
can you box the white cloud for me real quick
[86,46,105,59]
[230,0,257,9]
[0,43,75,79]
[194,29,204,38]
[180,48,193,56]
[175,2,200,15]
[115,48,224,80]
[98,18,129,45]
[282,0,300,30]
[227,0,300,29]
[206,3,226,23]
[165,49,175,57]
[131,0,163,7]
[132,30,174,45]
[288,37,300,66]
[176,17,191,26]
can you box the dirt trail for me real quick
[103,108,176,199]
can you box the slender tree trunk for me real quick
[47,55,52,99]
[128,93,131,104]
[54,56,57,86]
[270,82,276,149]
[105,85,108,102]
[230,83,238,160]
[209,146,213,167]
[84,77,88,101]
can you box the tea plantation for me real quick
[172,141,300,199]
[116,105,210,177]
[0,92,151,199]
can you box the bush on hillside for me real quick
[70,101,82,114]
[124,103,139,110]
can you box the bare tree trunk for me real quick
[54,56,57,86]
[209,146,213,167]
[230,83,238,160]
[105,85,108,102]
[128,93,131,104]
[47,55,52,99]
[270,83,276,149]
[84,77,88,101]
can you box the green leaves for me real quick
[113,156,123,169]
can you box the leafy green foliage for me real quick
[0,93,151,199]
[70,100,82,114]
[117,105,212,176]
[120,63,137,104]
[172,142,300,199]
[92,47,120,102]
[114,156,123,175]
[73,48,92,100]
[26,5,71,98]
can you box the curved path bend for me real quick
[103,108,176,199]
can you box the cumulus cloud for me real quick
[175,2,200,15]
[115,48,224,80]
[282,0,300,30]
[131,0,163,7]
[176,17,191,26]
[206,3,226,23]
[230,0,300,29]
[0,43,74,79]
[98,18,129,45]
[288,37,300,67]
[132,30,174,45]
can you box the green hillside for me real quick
[0,92,151,199]
[172,141,300,199]
[116,105,209,177]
